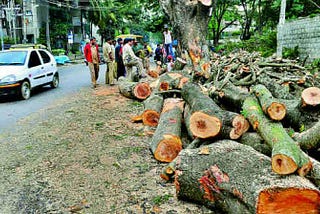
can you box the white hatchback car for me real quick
[0,48,59,100]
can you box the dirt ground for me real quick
[0,85,214,213]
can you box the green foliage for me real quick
[152,194,173,206]
[3,37,14,44]
[299,124,305,133]
[219,30,277,57]
[51,49,66,56]
[307,58,320,74]
[287,128,295,137]
[282,46,299,60]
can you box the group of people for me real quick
[154,24,176,72]
[83,24,175,89]
[83,36,148,88]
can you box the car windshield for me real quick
[0,51,27,66]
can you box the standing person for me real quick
[154,44,163,63]
[142,42,152,72]
[122,38,146,81]
[103,38,116,85]
[115,38,126,79]
[163,24,173,62]
[84,37,100,88]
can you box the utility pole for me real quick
[46,4,51,51]
[23,0,27,43]
[0,6,4,51]
[11,0,16,44]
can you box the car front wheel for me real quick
[20,81,31,100]
[50,74,59,88]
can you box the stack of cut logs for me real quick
[118,50,320,213]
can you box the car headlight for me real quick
[0,74,17,83]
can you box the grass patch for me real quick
[152,194,173,206]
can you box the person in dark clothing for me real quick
[115,38,126,79]
[154,44,163,63]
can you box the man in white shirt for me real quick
[122,38,146,81]
[163,24,173,62]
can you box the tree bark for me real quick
[182,82,222,138]
[159,0,212,60]
[242,96,312,176]
[142,93,164,127]
[293,119,320,150]
[150,98,184,163]
[173,140,320,213]
[251,84,287,121]
[118,77,151,100]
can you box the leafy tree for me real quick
[208,0,240,46]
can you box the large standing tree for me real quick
[159,0,212,65]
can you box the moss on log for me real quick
[173,140,320,213]
[242,96,312,175]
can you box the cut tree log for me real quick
[239,132,320,189]
[182,82,249,139]
[198,0,212,6]
[301,86,320,107]
[257,73,295,100]
[150,98,184,162]
[251,84,287,121]
[182,82,222,138]
[173,140,320,213]
[292,119,320,150]
[174,57,187,70]
[118,77,151,100]
[142,93,164,127]
[209,81,249,112]
[242,96,312,176]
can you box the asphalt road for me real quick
[0,63,106,133]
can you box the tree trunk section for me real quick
[118,77,151,100]
[142,93,164,127]
[173,140,320,213]
[252,84,286,121]
[301,87,320,107]
[150,98,184,162]
[182,82,222,138]
[242,96,312,175]
[293,119,320,150]
[159,0,212,58]
[209,81,249,112]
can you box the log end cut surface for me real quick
[133,83,152,100]
[190,112,221,139]
[267,102,286,121]
[272,154,298,175]
[257,188,320,214]
[142,110,160,127]
[230,115,250,139]
[301,87,320,106]
[154,135,182,163]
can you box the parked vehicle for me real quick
[0,48,59,100]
